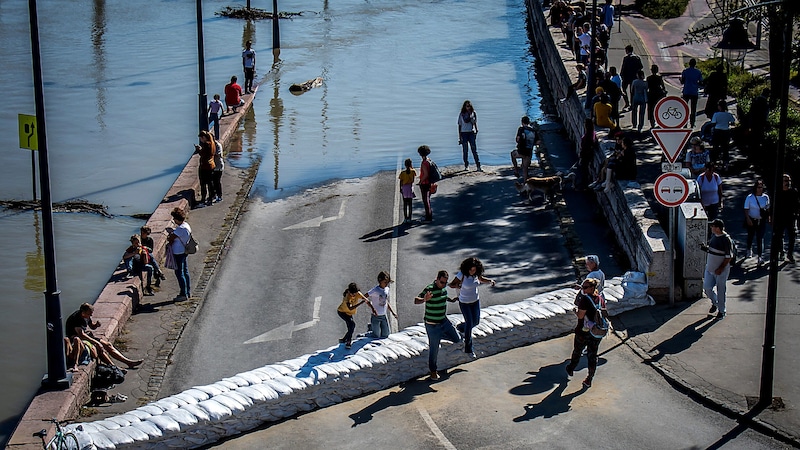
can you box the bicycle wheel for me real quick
[54,431,80,450]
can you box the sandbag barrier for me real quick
[64,279,653,449]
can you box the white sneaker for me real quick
[746,250,753,258]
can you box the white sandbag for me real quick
[235,371,264,386]
[263,379,294,395]
[116,425,150,442]
[181,388,211,402]
[93,419,121,431]
[248,383,279,400]
[222,376,252,387]
[181,403,211,422]
[163,408,199,427]
[146,414,181,433]
[129,419,163,438]
[193,384,226,397]
[211,393,247,413]
[152,398,180,411]
[197,399,234,421]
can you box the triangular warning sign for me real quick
[651,129,693,163]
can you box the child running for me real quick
[337,282,372,349]
[366,271,398,338]
[399,158,417,224]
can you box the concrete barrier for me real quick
[62,279,654,449]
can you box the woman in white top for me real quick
[366,271,397,339]
[168,207,193,300]
[697,162,723,221]
[710,99,737,170]
[449,257,495,356]
[744,179,770,264]
[457,100,480,171]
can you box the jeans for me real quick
[703,265,730,314]
[370,315,391,339]
[424,320,461,373]
[338,311,356,344]
[458,301,480,353]
[567,331,601,379]
[460,132,479,168]
[631,100,646,130]
[212,170,223,200]
[173,253,190,297]
[209,112,220,140]
[199,169,215,203]
[133,263,153,288]
[420,184,432,221]
[745,217,767,257]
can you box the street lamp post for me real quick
[713,17,756,71]
[196,0,208,134]
[28,0,70,389]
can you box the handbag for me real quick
[164,250,177,270]
[429,183,438,195]
[185,234,199,255]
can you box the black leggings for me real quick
[403,198,412,220]
[567,331,601,379]
[337,311,356,344]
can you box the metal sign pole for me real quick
[669,207,675,305]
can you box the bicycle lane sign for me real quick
[654,96,689,129]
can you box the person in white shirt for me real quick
[366,271,397,338]
[241,40,256,94]
[449,257,495,357]
[743,179,770,264]
[710,100,736,170]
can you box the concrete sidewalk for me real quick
[575,0,800,444]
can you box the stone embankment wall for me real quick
[525,0,670,296]
[63,279,653,449]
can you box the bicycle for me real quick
[661,106,683,120]
[32,418,80,450]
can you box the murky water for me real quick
[0,0,543,442]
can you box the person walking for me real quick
[646,64,667,129]
[710,99,736,170]
[743,179,770,265]
[399,158,417,224]
[195,130,216,207]
[697,162,723,222]
[212,137,224,203]
[208,94,224,140]
[680,58,703,128]
[701,219,734,320]
[415,270,461,381]
[338,283,371,349]
[576,118,598,190]
[242,40,256,94]
[457,100,481,171]
[511,115,540,179]
[630,70,648,132]
[449,257,495,357]
[774,174,799,263]
[619,44,643,107]
[703,64,728,120]
[418,145,435,223]
[366,271,398,339]
[565,277,604,388]
[168,207,192,300]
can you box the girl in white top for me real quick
[449,257,495,356]
[366,271,397,339]
[743,179,770,263]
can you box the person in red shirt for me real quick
[224,75,244,113]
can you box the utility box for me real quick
[677,202,707,299]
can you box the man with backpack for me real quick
[511,116,540,179]
[701,219,733,320]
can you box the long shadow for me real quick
[647,316,716,363]
[347,379,438,427]
[510,362,588,422]
[611,302,695,340]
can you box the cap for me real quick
[710,219,725,229]
[585,255,600,266]
[690,136,703,145]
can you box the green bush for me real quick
[635,0,689,19]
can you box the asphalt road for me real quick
[161,166,577,394]
[205,333,785,450]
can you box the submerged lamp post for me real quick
[196,0,208,134]
[713,17,756,70]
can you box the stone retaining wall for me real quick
[63,279,654,449]
[525,0,669,294]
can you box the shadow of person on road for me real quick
[611,302,694,340]
[647,316,716,363]
[512,379,587,422]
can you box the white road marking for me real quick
[657,42,672,62]
[244,296,322,343]
[417,405,457,450]
[282,199,348,230]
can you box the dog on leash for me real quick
[515,174,563,205]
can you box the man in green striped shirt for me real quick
[415,270,461,380]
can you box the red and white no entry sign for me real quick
[654,172,689,207]
[654,96,690,129]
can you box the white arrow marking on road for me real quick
[658,42,671,61]
[282,200,347,230]
[244,296,322,344]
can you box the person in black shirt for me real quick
[565,278,604,388]
[65,303,143,369]
[774,174,799,263]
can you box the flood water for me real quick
[0,0,544,442]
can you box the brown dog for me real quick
[515,175,562,205]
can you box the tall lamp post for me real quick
[713,17,756,72]
[197,0,208,134]
[28,0,70,389]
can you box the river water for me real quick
[0,0,545,442]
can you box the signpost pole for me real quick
[669,207,675,305]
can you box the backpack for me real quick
[93,363,126,389]
[586,294,609,338]
[427,159,442,184]
[517,126,537,155]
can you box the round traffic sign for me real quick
[654,96,690,129]
[654,173,689,207]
